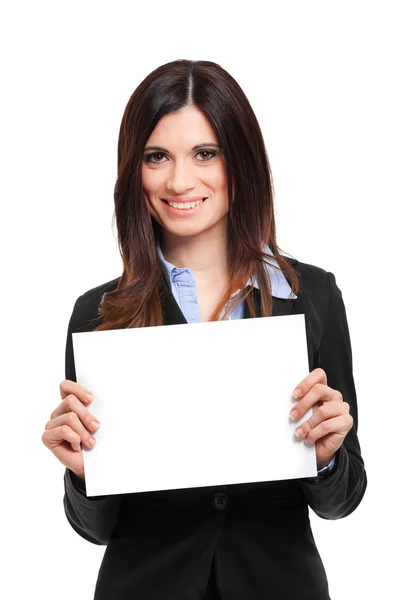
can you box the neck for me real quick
[160,222,229,287]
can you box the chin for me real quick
[162,223,209,238]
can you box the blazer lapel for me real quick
[243,287,293,319]
[158,269,188,325]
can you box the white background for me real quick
[1,1,398,598]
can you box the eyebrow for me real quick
[144,143,222,152]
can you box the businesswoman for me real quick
[42,59,367,600]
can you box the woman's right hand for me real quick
[42,380,101,481]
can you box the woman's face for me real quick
[142,105,230,240]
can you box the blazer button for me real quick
[212,492,229,511]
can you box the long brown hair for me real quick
[94,59,301,331]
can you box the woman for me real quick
[42,59,367,599]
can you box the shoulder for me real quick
[76,276,120,307]
[282,255,349,347]
[282,254,331,291]
[281,255,340,324]
[69,277,120,332]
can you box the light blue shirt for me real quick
[157,243,336,477]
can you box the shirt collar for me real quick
[156,243,297,300]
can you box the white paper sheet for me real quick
[72,314,317,497]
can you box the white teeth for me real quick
[167,199,204,209]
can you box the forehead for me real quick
[146,106,218,146]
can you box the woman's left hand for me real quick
[290,368,354,470]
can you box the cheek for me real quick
[141,168,157,196]
[208,164,229,197]
[141,175,156,216]
[212,172,229,208]
[209,167,227,190]
[142,164,168,194]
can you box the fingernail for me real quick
[90,420,100,430]
[85,392,94,401]
[293,388,302,398]
[295,428,304,437]
[290,410,298,420]
[88,436,96,446]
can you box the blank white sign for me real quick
[72,313,317,497]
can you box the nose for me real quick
[166,159,196,195]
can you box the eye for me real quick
[144,152,166,164]
[196,150,217,161]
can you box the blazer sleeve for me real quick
[297,271,368,519]
[62,295,122,545]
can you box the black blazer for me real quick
[62,256,367,600]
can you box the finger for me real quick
[304,414,354,445]
[60,379,95,405]
[290,383,342,421]
[42,427,85,477]
[294,401,348,438]
[50,393,101,434]
[292,368,327,399]
[42,424,83,452]
[45,412,98,449]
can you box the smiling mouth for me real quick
[161,198,207,209]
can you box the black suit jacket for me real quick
[63,256,367,600]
